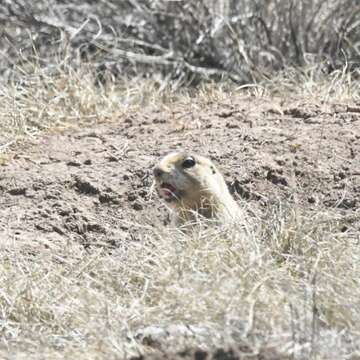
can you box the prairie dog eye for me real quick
[182,157,196,169]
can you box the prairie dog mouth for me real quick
[158,182,180,202]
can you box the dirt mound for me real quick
[1,96,359,245]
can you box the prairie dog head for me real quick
[153,152,230,212]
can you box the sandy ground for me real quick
[1,96,359,245]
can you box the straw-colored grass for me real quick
[0,207,359,359]
[1,61,359,154]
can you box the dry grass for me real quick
[2,0,360,84]
[0,64,171,152]
[1,206,359,359]
[1,0,360,150]
[1,59,360,155]
[259,64,360,102]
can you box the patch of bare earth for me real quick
[2,97,358,241]
[0,95,359,359]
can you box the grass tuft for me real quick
[1,210,359,358]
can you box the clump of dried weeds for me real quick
[0,207,359,359]
[1,0,360,83]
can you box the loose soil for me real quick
[1,96,359,246]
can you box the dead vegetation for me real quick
[0,209,359,359]
[1,0,360,83]
[1,0,360,149]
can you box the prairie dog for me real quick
[153,152,242,228]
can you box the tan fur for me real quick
[153,152,242,228]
